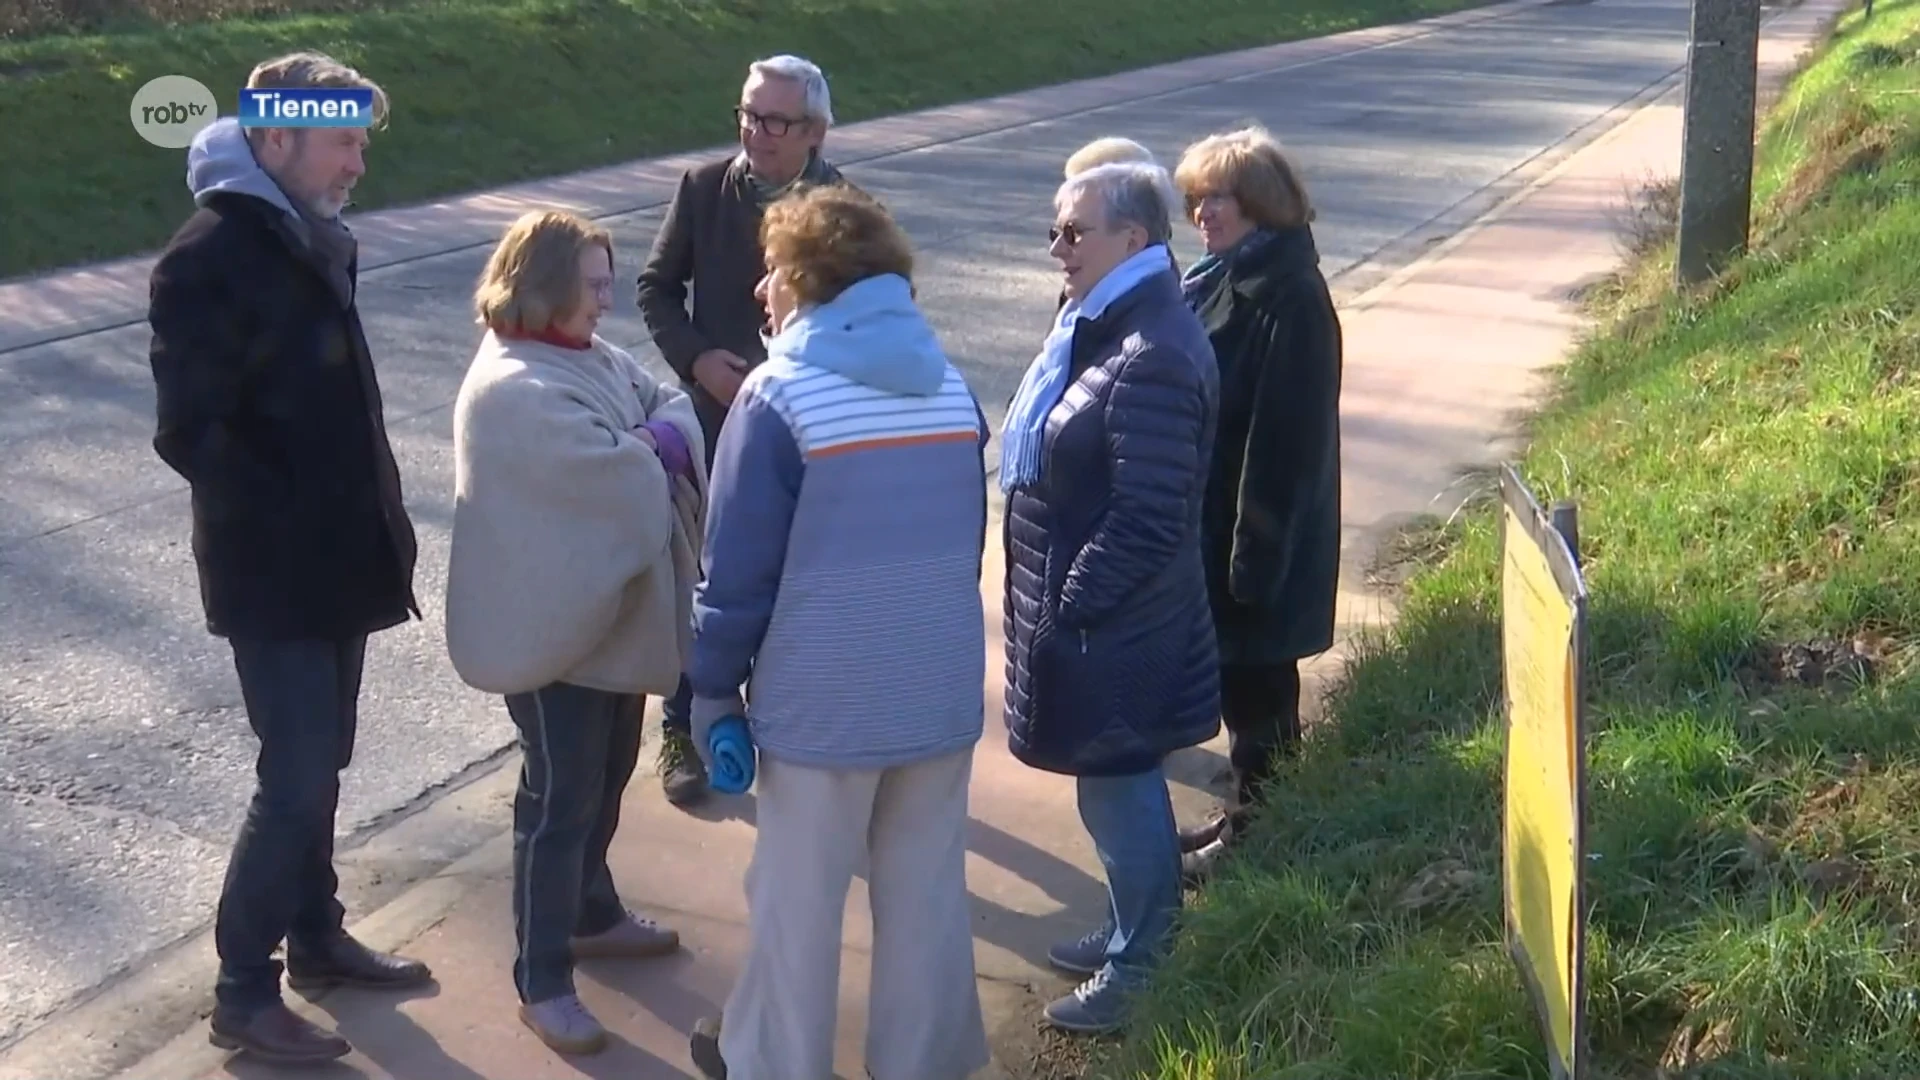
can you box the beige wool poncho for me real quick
[444,330,706,697]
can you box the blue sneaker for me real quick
[1046,925,1112,976]
[1042,966,1131,1034]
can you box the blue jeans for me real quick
[215,635,365,1014]
[1076,767,1182,982]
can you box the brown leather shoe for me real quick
[1179,811,1229,854]
[208,1002,351,1065]
[286,935,432,991]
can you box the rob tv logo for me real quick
[129,75,220,149]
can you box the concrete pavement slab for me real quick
[0,0,1840,1072]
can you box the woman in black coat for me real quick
[999,161,1219,1035]
[1171,126,1344,876]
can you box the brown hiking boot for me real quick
[208,1002,351,1065]
[659,727,709,807]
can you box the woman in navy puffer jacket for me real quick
[998,161,1220,1035]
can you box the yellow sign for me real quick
[1499,466,1587,1080]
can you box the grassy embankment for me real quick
[0,0,1493,280]
[1102,2,1920,1077]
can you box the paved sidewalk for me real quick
[87,1,1847,1077]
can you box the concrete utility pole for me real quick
[1674,0,1763,286]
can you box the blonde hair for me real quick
[1174,125,1314,229]
[474,210,613,334]
[244,51,390,137]
[1065,136,1156,178]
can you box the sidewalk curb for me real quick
[100,834,519,1080]
[0,0,1556,356]
[0,759,524,1080]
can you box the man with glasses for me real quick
[637,53,850,807]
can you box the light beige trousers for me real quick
[718,746,989,1080]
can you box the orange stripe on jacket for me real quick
[808,429,979,459]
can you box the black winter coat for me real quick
[1003,268,1221,777]
[147,192,420,641]
[1191,226,1343,665]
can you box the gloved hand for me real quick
[689,692,745,772]
[641,419,694,481]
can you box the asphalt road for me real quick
[0,0,1695,1047]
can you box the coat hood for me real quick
[187,117,298,216]
[767,273,948,395]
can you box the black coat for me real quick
[1191,226,1343,665]
[1003,268,1221,777]
[147,192,420,642]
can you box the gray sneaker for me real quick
[571,911,680,959]
[519,994,606,1055]
[1046,924,1112,976]
[1043,966,1131,1035]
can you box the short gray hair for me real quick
[748,54,834,126]
[1057,161,1177,246]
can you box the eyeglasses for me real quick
[583,276,615,300]
[735,107,806,137]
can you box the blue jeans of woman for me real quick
[1076,766,1182,982]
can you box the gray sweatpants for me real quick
[719,747,989,1080]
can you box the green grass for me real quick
[1098,2,1920,1077]
[0,0,1492,280]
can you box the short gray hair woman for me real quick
[1051,154,1180,310]
[997,161,1221,1034]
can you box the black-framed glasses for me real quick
[735,107,805,136]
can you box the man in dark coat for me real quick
[1172,126,1344,881]
[146,53,430,1067]
[999,162,1220,1035]
[637,53,849,808]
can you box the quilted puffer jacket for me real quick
[1002,268,1222,777]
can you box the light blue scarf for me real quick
[999,244,1173,493]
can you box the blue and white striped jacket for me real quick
[687,273,989,769]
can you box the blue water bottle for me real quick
[706,714,757,795]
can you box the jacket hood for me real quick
[187,117,298,216]
[767,273,947,395]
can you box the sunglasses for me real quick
[735,107,806,137]
[1048,222,1093,246]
